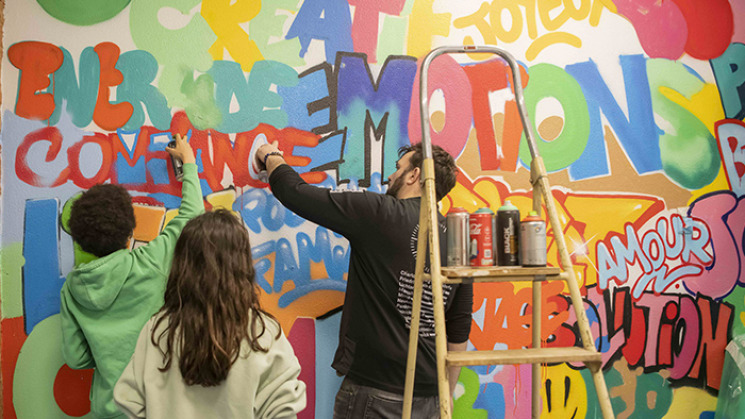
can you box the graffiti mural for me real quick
[1,0,742,417]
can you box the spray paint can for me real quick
[167,139,184,181]
[496,200,520,266]
[249,133,270,183]
[469,208,494,266]
[446,207,469,267]
[520,211,547,267]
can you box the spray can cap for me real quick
[448,207,468,214]
[524,210,542,221]
[498,200,518,211]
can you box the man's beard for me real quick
[386,173,407,197]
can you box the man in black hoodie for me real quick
[255,141,472,418]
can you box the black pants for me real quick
[332,377,440,419]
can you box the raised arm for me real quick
[135,133,205,272]
[254,142,383,239]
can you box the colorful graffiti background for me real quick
[1,0,744,417]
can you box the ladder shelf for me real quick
[446,347,602,367]
[440,266,563,284]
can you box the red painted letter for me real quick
[7,41,63,120]
[93,42,133,131]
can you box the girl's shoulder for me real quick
[239,312,285,354]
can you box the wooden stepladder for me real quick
[402,46,615,419]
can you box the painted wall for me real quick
[1,0,743,417]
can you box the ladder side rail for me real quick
[418,46,457,419]
[421,162,451,418]
[531,166,544,419]
[534,160,615,418]
[402,207,432,419]
[516,53,615,417]
[531,273,543,419]
[533,159,594,351]
[491,45,596,358]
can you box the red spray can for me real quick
[469,208,494,266]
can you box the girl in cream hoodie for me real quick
[114,209,306,418]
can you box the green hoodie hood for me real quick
[64,249,133,311]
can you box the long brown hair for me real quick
[152,209,280,386]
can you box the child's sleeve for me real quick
[136,163,205,272]
[60,286,94,369]
[114,322,149,418]
[254,327,307,418]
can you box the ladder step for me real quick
[440,266,564,284]
[446,347,602,367]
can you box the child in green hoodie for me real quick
[60,133,204,418]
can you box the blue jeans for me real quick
[332,377,440,419]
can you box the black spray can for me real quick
[496,200,520,266]
[167,139,184,181]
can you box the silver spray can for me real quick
[520,211,547,267]
[167,138,184,181]
[446,207,469,266]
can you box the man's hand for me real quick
[166,133,196,165]
[255,141,284,172]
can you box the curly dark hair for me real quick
[153,209,280,387]
[68,184,136,258]
[399,143,458,201]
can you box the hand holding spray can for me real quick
[167,135,184,181]
[248,134,270,183]
[520,211,547,267]
[496,200,520,266]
